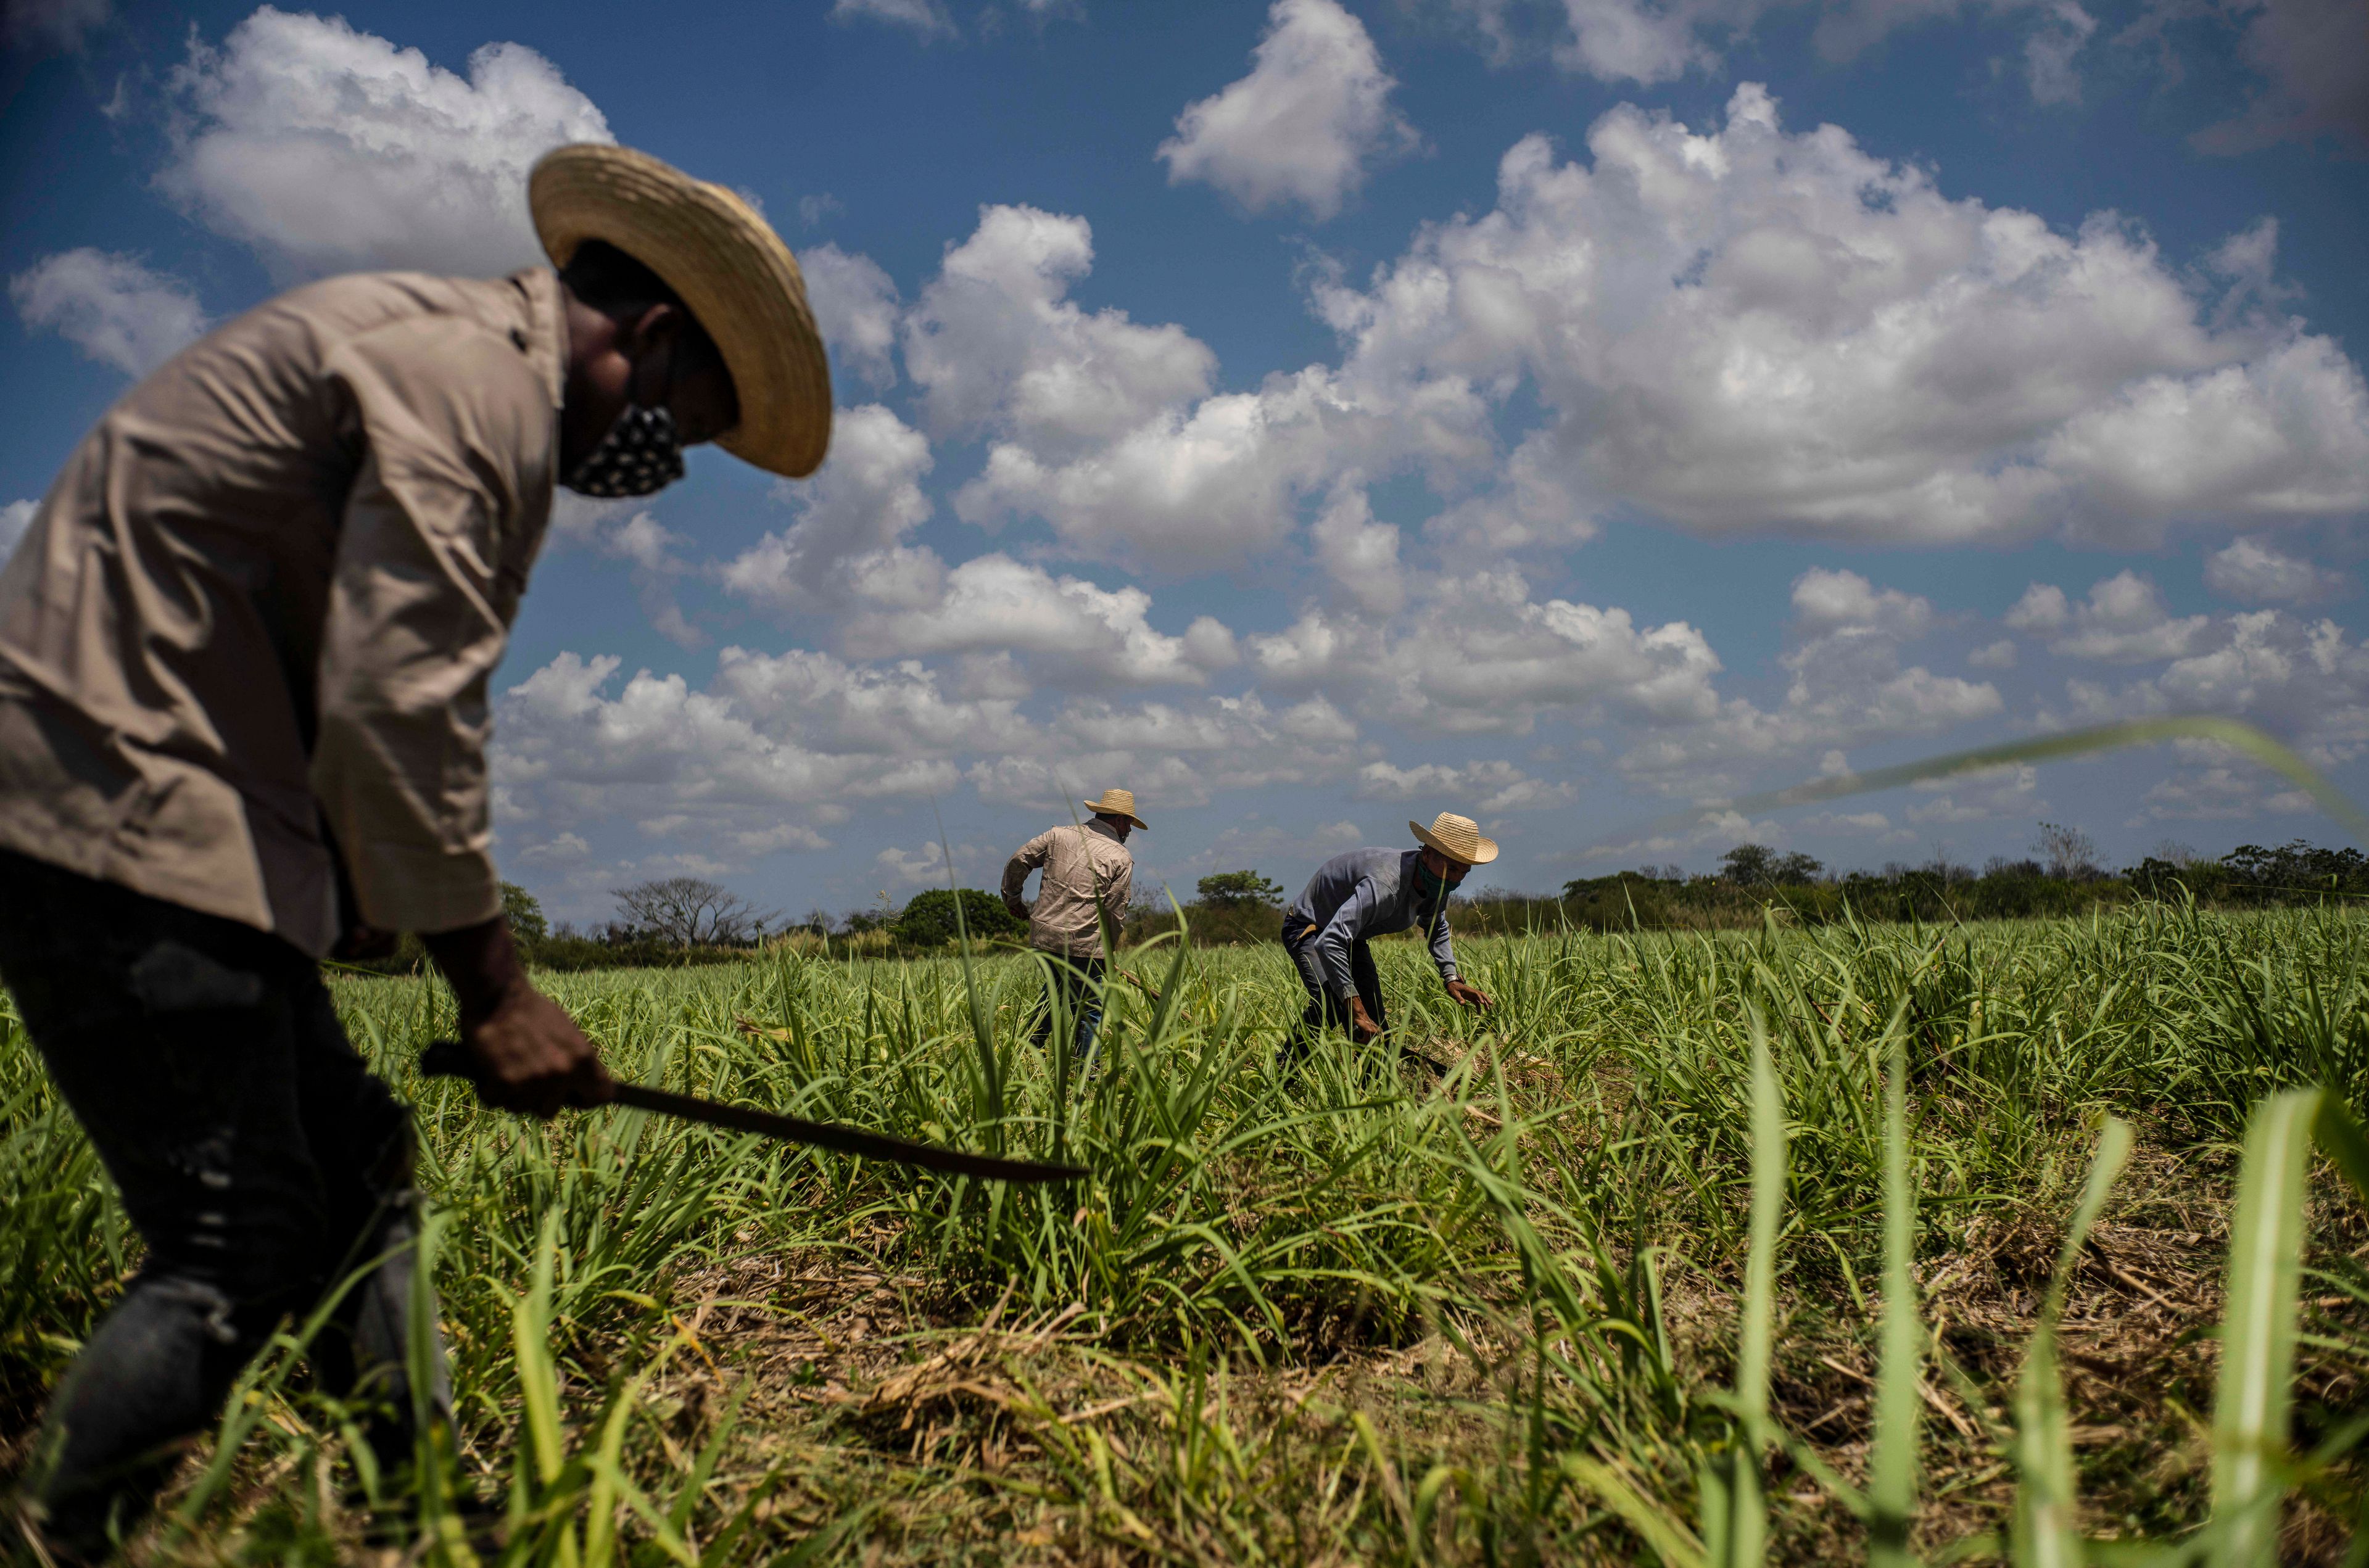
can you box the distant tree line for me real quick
[337,830,2369,977]
[1511,828,2369,935]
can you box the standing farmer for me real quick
[1002,790,1144,1062]
[1283,812,1497,1053]
[0,144,831,1556]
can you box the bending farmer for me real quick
[1003,790,1143,1062]
[0,144,832,1558]
[1283,812,1498,1051]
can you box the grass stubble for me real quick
[1,900,2366,1565]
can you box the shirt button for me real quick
[510,328,529,350]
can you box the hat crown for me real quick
[1410,810,1497,865]
[1428,812,1480,856]
[1088,788,1135,812]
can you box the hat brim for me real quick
[1086,800,1149,831]
[1410,819,1498,865]
[531,144,833,479]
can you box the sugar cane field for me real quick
[4,904,2368,1566]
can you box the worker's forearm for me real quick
[423,914,532,1020]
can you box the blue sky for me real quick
[4,0,2365,925]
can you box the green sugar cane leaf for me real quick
[1590,716,2369,857]
[1705,1004,1788,1568]
[1143,890,1196,1054]
[582,1380,641,1568]
[2312,1097,2369,1211]
[2013,1116,2135,1568]
[515,1209,571,1493]
[582,1449,700,1567]
[1740,1004,1786,1438]
[2209,1087,2322,1568]
[1562,1455,1708,1568]
[403,1210,474,1566]
[1870,1001,1923,1568]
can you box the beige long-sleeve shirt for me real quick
[1002,820,1133,960]
[0,268,566,957]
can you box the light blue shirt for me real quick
[1287,847,1458,1001]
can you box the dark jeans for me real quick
[0,851,447,1554]
[1028,952,1105,1063]
[1281,918,1386,1057]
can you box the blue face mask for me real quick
[1415,859,1450,904]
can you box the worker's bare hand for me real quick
[460,984,613,1118]
[1347,997,1385,1044]
[1445,978,1494,1012]
[423,910,613,1118]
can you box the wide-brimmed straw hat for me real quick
[530,143,833,479]
[1085,789,1149,831]
[1410,811,1497,866]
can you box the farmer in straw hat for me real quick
[0,144,830,1554]
[1003,790,1145,1063]
[1283,812,1497,1054]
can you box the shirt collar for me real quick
[1085,817,1122,844]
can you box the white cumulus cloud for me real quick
[1309,477,1407,615]
[840,554,1239,689]
[2024,1,2098,104]
[799,243,902,389]
[1313,83,2369,547]
[10,250,207,376]
[1157,0,1420,220]
[2205,534,2353,605]
[2044,571,2214,662]
[721,404,936,612]
[1354,758,1575,812]
[904,204,1217,458]
[829,0,958,41]
[159,7,612,279]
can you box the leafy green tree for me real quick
[1721,845,1824,886]
[500,881,548,950]
[891,888,1025,946]
[1196,870,1285,908]
[1720,844,1775,885]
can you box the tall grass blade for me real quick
[1869,1003,1922,1568]
[2313,1096,2369,1208]
[2207,1088,2322,1568]
[2011,1116,2133,1568]
[1701,1005,1787,1568]
[514,1207,582,1568]
[582,1386,636,1568]
[1739,1005,1785,1450]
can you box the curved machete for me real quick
[421,1041,1083,1183]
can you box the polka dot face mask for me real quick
[562,402,686,498]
